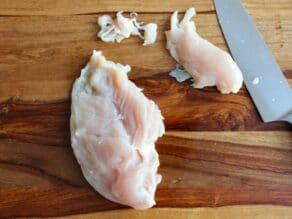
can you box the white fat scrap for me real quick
[70,51,164,209]
[140,23,158,46]
[169,64,191,82]
[165,8,243,94]
[98,11,157,46]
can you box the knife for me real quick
[214,0,292,124]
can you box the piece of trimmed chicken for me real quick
[98,12,157,46]
[165,8,243,94]
[70,51,164,209]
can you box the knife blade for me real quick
[214,0,292,123]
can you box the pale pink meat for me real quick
[70,51,164,209]
[165,8,243,94]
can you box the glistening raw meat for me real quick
[70,51,164,209]
[165,8,243,94]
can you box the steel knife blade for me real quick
[214,0,292,123]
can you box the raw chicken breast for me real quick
[98,11,158,46]
[70,51,164,209]
[165,8,243,94]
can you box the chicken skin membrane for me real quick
[70,51,164,209]
[165,8,243,94]
[98,11,158,46]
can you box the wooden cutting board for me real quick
[0,0,291,218]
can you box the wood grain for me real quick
[57,206,292,219]
[3,188,292,217]
[0,6,291,102]
[0,0,291,15]
[0,0,214,15]
[0,132,292,217]
[1,86,291,142]
[50,206,292,219]
[0,0,291,218]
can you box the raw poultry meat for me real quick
[70,51,164,209]
[165,8,243,94]
[98,11,157,46]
